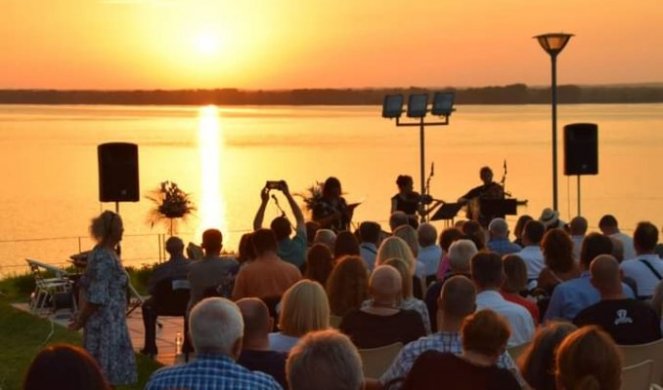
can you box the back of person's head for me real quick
[462,310,510,359]
[322,177,342,198]
[287,329,363,390]
[470,252,504,290]
[417,223,438,247]
[488,218,509,238]
[334,230,360,257]
[439,227,464,252]
[270,216,292,241]
[358,221,381,244]
[89,210,123,243]
[569,216,588,236]
[633,221,659,253]
[306,221,320,246]
[438,275,476,320]
[383,258,413,299]
[165,236,185,257]
[376,236,416,274]
[393,224,419,257]
[555,326,622,390]
[461,220,485,250]
[237,232,256,263]
[448,239,478,274]
[502,255,528,293]
[608,236,624,262]
[589,255,622,294]
[542,228,575,273]
[580,233,613,269]
[514,215,534,241]
[23,344,110,390]
[252,228,278,256]
[325,255,369,317]
[523,220,545,245]
[314,229,337,251]
[598,214,618,231]
[518,322,578,390]
[369,265,402,301]
[236,298,271,344]
[201,228,223,254]
[305,244,335,286]
[279,280,330,337]
[396,175,414,189]
[389,211,409,231]
[189,297,244,357]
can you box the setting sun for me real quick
[194,32,219,55]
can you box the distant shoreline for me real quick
[1,83,663,105]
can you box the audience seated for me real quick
[232,228,301,301]
[569,216,588,262]
[24,344,111,390]
[376,236,424,300]
[146,297,280,390]
[141,236,190,357]
[340,265,425,348]
[401,310,520,390]
[518,322,577,390]
[512,215,533,248]
[471,252,534,347]
[393,225,426,280]
[545,233,635,321]
[269,280,330,353]
[461,220,486,251]
[573,255,661,344]
[417,223,442,285]
[188,229,239,310]
[487,218,521,256]
[305,221,320,247]
[516,220,545,285]
[313,229,337,251]
[326,255,369,317]
[304,243,334,287]
[358,221,382,272]
[237,232,257,265]
[389,211,409,232]
[537,228,580,295]
[286,329,363,390]
[501,254,540,324]
[334,230,361,259]
[599,214,636,260]
[555,326,622,390]
[620,221,663,299]
[378,276,521,389]
[236,298,288,388]
[435,227,464,281]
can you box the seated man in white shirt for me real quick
[599,214,636,260]
[516,220,545,286]
[471,252,535,347]
[621,222,663,299]
[417,223,442,285]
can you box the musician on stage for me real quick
[391,175,440,224]
[458,166,505,226]
[312,176,354,232]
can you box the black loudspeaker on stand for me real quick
[564,123,598,216]
[98,143,140,202]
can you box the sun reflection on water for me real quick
[196,105,227,242]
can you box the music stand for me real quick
[479,199,518,217]
[430,203,463,222]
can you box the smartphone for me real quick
[266,180,282,190]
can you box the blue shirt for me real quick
[145,353,282,390]
[544,272,635,322]
[277,229,307,268]
[487,238,522,256]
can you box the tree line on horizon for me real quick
[1,84,662,105]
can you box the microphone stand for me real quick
[271,194,286,217]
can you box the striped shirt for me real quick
[145,353,282,390]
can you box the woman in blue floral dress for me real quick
[69,210,137,386]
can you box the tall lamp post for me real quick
[535,32,573,212]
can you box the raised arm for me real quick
[281,181,305,233]
[253,186,270,231]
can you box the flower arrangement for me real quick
[295,181,324,214]
[146,181,196,235]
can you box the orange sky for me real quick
[1,0,661,89]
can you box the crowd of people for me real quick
[21,174,663,389]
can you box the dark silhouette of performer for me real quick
[312,177,354,232]
[458,167,505,227]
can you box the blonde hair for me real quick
[89,210,122,243]
[376,236,416,274]
[393,225,419,257]
[279,280,330,337]
[383,258,412,299]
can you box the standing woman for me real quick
[312,177,353,232]
[69,210,137,386]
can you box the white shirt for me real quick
[418,244,442,277]
[621,254,663,298]
[518,245,545,281]
[571,235,584,262]
[476,290,535,347]
[611,232,636,260]
[268,332,299,353]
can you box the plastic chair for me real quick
[619,339,663,385]
[621,360,654,390]
[358,342,403,379]
[26,258,75,314]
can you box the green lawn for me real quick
[0,274,161,390]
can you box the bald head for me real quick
[590,255,622,296]
[488,218,509,238]
[236,298,271,343]
[369,265,402,301]
[438,275,476,320]
[569,216,588,236]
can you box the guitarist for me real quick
[458,166,505,227]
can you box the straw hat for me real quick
[539,208,564,229]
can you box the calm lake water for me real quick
[1,103,662,275]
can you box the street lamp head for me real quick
[534,33,574,56]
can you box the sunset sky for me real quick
[1,0,661,90]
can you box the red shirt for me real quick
[500,291,540,324]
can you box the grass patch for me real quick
[0,298,162,389]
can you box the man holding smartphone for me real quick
[253,180,307,270]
